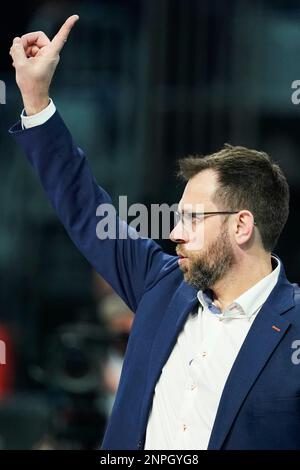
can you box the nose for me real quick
[169,222,189,244]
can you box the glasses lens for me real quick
[173,211,204,230]
[174,211,181,227]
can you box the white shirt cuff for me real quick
[21,98,56,129]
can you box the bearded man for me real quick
[9,15,300,450]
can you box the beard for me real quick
[178,222,235,291]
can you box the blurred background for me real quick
[0,0,300,449]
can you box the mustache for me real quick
[176,247,188,258]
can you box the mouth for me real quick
[177,252,188,265]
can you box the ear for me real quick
[233,210,256,246]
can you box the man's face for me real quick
[169,169,235,291]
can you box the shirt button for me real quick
[190,383,197,390]
[182,424,188,432]
[201,351,207,358]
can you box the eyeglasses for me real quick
[174,210,257,228]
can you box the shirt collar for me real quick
[197,255,281,319]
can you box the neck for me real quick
[211,252,273,313]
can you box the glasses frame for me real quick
[174,210,257,226]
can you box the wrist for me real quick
[21,93,50,116]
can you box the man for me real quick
[9,16,300,450]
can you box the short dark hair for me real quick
[178,144,290,252]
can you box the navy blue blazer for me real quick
[9,111,300,450]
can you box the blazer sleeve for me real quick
[9,110,176,312]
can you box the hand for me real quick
[9,14,79,115]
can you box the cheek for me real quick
[186,221,221,252]
[185,227,205,252]
[203,220,226,246]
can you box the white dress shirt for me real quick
[19,103,281,450]
[21,98,56,129]
[145,256,280,450]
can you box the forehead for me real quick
[179,169,219,210]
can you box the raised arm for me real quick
[9,15,176,311]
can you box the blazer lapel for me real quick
[208,265,294,450]
[139,280,198,431]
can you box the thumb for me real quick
[51,14,79,54]
[10,37,27,67]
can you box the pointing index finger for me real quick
[51,14,79,53]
